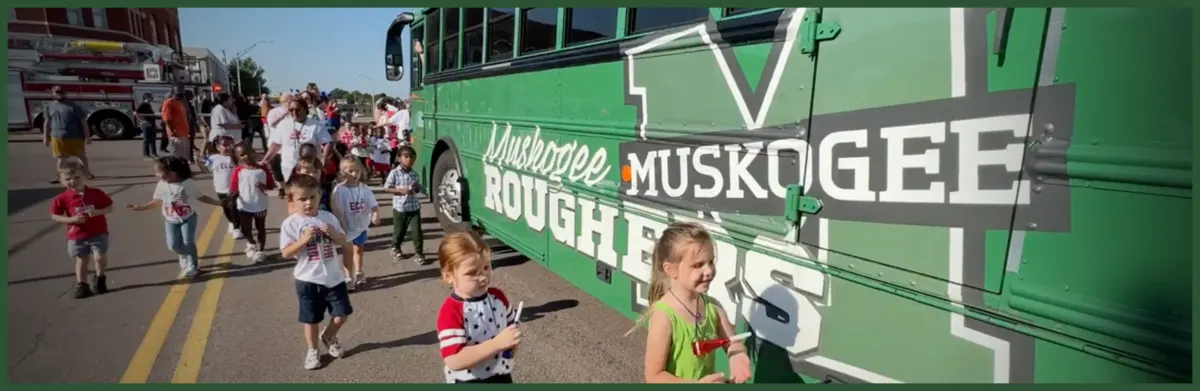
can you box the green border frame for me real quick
[1,0,1196,386]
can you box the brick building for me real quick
[8,8,181,51]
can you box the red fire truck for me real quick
[7,36,219,140]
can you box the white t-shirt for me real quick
[207,104,241,143]
[280,211,346,287]
[370,137,390,163]
[265,106,288,138]
[204,154,236,194]
[331,183,379,239]
[153,179,203,224]
[270,115,332,180]
[386,108,409,132]
[233,166,271,213]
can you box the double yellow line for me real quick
[119,207,238,384]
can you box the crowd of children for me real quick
[49,111,753,382]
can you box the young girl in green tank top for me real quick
[626,222,752,383]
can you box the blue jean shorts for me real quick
[350,231,368,246]
[67,234,110,258]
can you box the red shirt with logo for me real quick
[49,187,113,240]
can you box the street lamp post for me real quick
[234,40,272,95]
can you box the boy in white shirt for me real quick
[278,174,353,370]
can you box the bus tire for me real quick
[431,151,472,233]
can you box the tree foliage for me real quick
[226,56,270,96]
[326,88,388,104]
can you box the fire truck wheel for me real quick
[89,111,136,140]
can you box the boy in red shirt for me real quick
[49,162,115,298]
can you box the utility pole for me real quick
[233,40,272,95]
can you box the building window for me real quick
[149,15,158,43]
[519,8,558,55]
[91,8,107,29]
[565,8,617,46]
[66,8,84,26]
[627,8,709,34]
[10,8,16,21]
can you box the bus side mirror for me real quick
[384,12,415,82]
[386,55,404,81]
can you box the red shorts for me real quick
[373,161,390,173]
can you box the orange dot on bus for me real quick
[621,165,631,182]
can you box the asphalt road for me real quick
[6,132,645,383]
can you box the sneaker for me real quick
[321,330,343,358]
[391,250,404,261]
[409,254,426,265]
[355,273,366,289]
[74,282,93,299]
[244,244,257,258]
[252,250,267,264]
[93,274,108,294]
[346,275,356,292]
[184,268,200,279]
[231,229,244,240]
[303,348,321,370]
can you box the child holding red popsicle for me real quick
[626,221,752,383]
[434,230,522,383]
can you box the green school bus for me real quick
[384,7,1192,383]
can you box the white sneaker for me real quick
[252,250,266,264]
[303,348,321,370]
[244,244,257,258]
[231,229,244,240]
[320,330,343,358]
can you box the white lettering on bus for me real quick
[624,114,1033,206]
[483,121,611,187]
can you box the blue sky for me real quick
[179,8,411,97]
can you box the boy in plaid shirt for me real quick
[384,145,427,264]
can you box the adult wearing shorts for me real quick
[42,86,95,183]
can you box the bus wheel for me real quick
[431,152,471,233]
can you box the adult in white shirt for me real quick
[384,100,410,145]
[207,92,243,145]
[265,93,294,186]
[260,99,333,183]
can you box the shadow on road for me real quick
[104,255,293,294]
[355,267,441,293]
[519,299,580,323]
[8,187,64,216]
[343,330,438,358]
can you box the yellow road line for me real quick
[170,229,236,383]
[120,208,223,384]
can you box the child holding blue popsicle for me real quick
[434,230,522,383]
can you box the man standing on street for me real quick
[160,86,192,160]
[42,85,95,183]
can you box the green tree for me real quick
[227,56,270,96]
[328,88,349,101]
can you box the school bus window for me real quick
[426,9,441,72]
[565,8,617,46]
[520,8,557,55]
[723,8,762,17]
[487,8,515,62]
[442,8,460,71]
[628,8,709,35]
[462,8,485,66]
[411,25,425,90]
